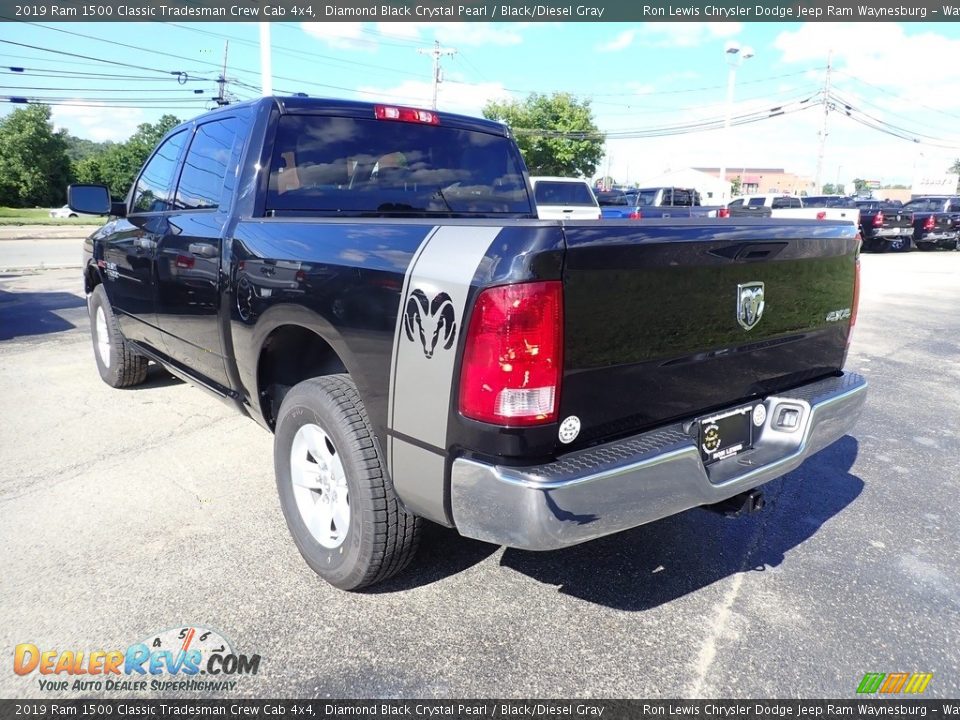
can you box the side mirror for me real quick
[68,184,121,217]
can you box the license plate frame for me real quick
[699,405,754,465]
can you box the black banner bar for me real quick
[0,699,956,720]
[0,0,950,23]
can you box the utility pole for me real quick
[814,49,833,193]
[259,21,273,96]
[418,40,456,110]
[215,41,230,106]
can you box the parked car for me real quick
[854,200,913,252]
[49,204,98,219]
[69,96,866,590]
[727,194,860,224]
[899,196,960,250]
[802,195,859,209]
[599,186,727,219]
[530,176,601,220]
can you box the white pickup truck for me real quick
[728,194,860,224]
[530,176,602,220]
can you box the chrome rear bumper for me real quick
[451,372,867,550]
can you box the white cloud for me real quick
[300,22,377,51]
[51,103,144,142]
[376,22,525,47]
[300,22,525,51]
[596,30,636,53]
[354,79,512,118]
[638,22,742,48]
[769,23,960,181]
[774,23,960,112]
[624,82,656,96]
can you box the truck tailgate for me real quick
[559,219,859,446]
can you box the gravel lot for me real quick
[1,250,958,699]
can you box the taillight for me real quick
[459,281,563,426]
[816,211,827,220]
[923,214,935,231]
[628,210,642,220]
[872,210,883,227]
[374,104,439,125]
[717,207,730,218]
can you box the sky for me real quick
[4,20,960,188]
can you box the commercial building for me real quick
[694,167,816,196]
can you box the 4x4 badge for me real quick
[737,282,765,331]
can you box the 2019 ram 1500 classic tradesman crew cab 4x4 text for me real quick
[70,97,867,590]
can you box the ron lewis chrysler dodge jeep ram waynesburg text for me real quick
[69,97,867,590]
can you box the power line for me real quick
[167,22,427,80]
[0,40,204,82]
[1,86,208,93]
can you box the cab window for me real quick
[175,118,239,211]
[130,130,189,214]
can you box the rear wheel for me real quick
[89,285,148,388]
[274,375,421,590]
[888,236,911,252]
[917,241,936,251]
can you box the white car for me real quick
[728,194,859,224]
[530,176,601,220]
[48,205,98,219]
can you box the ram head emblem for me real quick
[737,281,765,331]
[403,289,457,359]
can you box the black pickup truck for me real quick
[70,97,867,590]
[854,200,914,252]
[899,196,960,250]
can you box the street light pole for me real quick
[718,41,753,203]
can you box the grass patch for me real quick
[0,207,105,226]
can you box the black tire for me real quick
[274,375,421,590]
[89,284,148,388]
[916,241,936,251]
[889,236,911,252]
[68,213,78,218]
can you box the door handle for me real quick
[188,242,218,258]
[134,237,157,251]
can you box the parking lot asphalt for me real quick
[1,251,958,699]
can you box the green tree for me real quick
[482,93,604,178]
[852,178,870,196]
[949,159,960,174]
[0,105,72,207]
[730,175,742,196]
[836,183,846,195]
[74,115,181,198]
[63,134,113,164]
[821,183,836,195]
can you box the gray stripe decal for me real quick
[386,225,503,523]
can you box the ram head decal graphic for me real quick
[403,289,457,359]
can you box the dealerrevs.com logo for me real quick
[13,626,261,692]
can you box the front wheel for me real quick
[274,375,421,590]
[89,284,148,388]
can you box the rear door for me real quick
[105,129,190,348]
[156,116,241,389]
[558,219,859,444]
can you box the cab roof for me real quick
[192,95,511,137]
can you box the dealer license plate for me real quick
[699,405,754,464]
